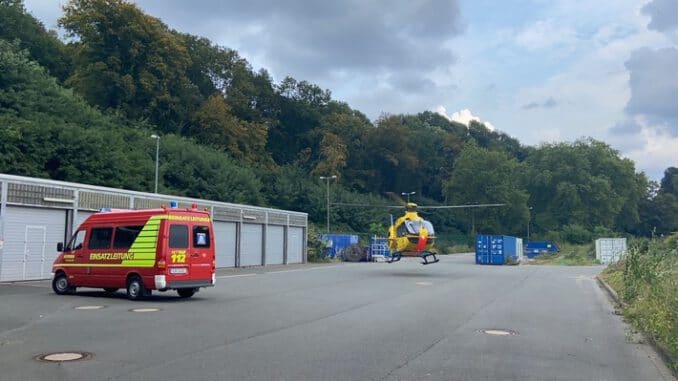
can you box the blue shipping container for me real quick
[524,241,560,258]
[476,235,523,265]
[320,234,359,259]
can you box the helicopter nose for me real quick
[416,235,428,252]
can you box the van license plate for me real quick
[170,268,188,275]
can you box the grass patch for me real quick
[600,236,677,371]
[444,244,474,254]
[529,243,598,266]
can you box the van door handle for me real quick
[191,253,200,258]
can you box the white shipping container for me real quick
[595,238,627,265]
[516,238,524,262]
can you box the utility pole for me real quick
[319,175,337,233]
[150,134,160,193]
[527,206,533,241]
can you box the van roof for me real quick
[82,208,210,224]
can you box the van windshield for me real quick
[65,230,86,251]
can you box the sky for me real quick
[23,0,678,180]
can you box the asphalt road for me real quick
[0,254,673,381]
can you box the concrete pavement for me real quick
[0,254,673,380]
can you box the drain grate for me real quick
[35,352,92,362]
[477,329,517,336]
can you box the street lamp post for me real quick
[319,175,337,233]
[527,206,533,241]
[401,191,416,203]
[150,134,160,193]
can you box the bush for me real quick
[562,224,592,244]
[306,224,330,263]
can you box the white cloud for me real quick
[434,106,496,131]
[613,122,678,179]
[514,20,577,52]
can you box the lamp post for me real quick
[401,191,416,203]
[319,175,337,233]
[527,206,533,241]
[150,134,160,193]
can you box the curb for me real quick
[596,275,677,378]
[595,275,624,308]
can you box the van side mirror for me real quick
[57,242,64,252]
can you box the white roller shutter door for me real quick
[286,227,304,264]
[214,221,236,268]
[240,223,263,267]
[73,210,95,231]
[265,225,284,265]
[1,206,67,281]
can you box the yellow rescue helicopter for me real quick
[387,202,439,264]
[335,194,504,265]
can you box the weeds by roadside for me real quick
[601,235,677,371]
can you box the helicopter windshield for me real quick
[404,220,422,235]
[403,220,436,235]
[423,220,435,235]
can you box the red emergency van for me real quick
[51,206,216,300]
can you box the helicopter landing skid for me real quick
[420,252,439,265]
[386,253,402,263]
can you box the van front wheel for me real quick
[177,288,196,298]
[126,276,145,300]
[52,273,73,295]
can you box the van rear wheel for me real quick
[126,276,146,301]
[177,288,196,298]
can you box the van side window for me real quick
[113,226,144,249]
[89,227,113,249]
[169,224,189,248]
[193,226,211,248]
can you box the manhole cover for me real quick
[129,308,161,313]
[415,282,433,286]
[36,352,92,362]
[74,305,105,310]
[477,329,517,336]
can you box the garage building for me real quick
[0,174,308,282]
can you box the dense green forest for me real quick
[1,0,676,243]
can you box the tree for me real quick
[0,0,72,80]
[311,132,347,177]
[188,95,270,164]
[525,139,644,234]
[60,0,199,133]
[443,141,529,236]
[637,167,678,235]
[160,135,264,205]
[0,40,150,188]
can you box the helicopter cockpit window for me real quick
[397,222,408,236]
[423,220,435,235]
[404,220,422,235]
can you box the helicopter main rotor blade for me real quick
[417,203,506,209]
[385,192,408,206]
[331,203,402,208]
[331,202,506,209]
